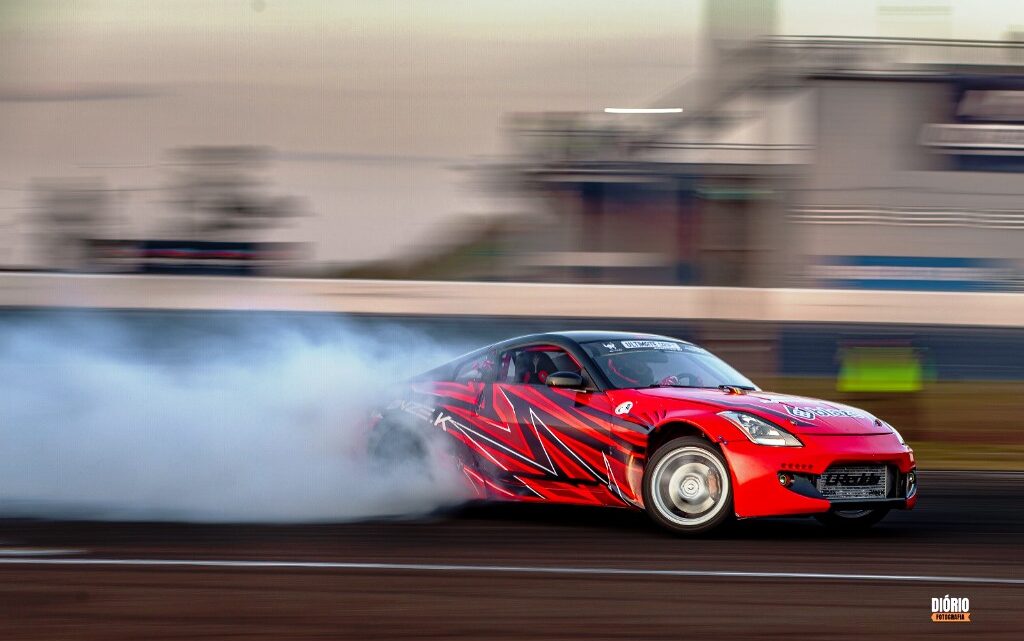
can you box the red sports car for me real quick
[368,331,917,534]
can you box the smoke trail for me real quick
[0,313,472,522]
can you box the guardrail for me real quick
[767,35,1024,72]
[2,272,1024,328]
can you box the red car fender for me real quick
[604,394,749,509]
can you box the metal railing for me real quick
[767,35,1024,74]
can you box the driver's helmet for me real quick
[605,353,655,388]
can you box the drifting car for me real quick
[368,331,917,534]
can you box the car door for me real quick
[484,344,615,489]
[410,350,497,471]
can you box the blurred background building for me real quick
[1,0,1023,287]
[500,21,1024,288]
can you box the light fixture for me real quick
[604,107,683,114]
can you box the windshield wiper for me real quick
[718,384,756,392]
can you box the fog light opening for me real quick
[778,472,794,487]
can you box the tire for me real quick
[642,436,734,535]
[814,508,889,531]
[367,415,427,467]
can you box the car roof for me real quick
[489,330,693,350]
[440,331,691,365]
[413,330,696,385]
[545,330,688,343]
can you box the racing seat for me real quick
[532,352,557,384]
[518,351,558,384]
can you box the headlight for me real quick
[718,411,803,447]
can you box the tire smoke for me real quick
[0,313,472,522]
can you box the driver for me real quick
[605,352,655,388]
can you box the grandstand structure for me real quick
[503,32,1024,291]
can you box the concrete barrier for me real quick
[1,272,1023,327]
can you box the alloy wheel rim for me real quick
[650,446,729,526]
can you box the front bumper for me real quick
[720,432,917,519]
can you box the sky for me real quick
[2,0,1024,266]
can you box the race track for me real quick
[0,471,1021,640]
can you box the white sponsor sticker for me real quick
[614,401,634,415]
[784,405,861,420]
[620,340,682,351]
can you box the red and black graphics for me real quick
[407,380,647,507]
[379,331,917,526]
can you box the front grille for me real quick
[816,465,888,501]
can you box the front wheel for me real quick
[642,437,734,535]
[814,508,890,531]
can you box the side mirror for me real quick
[545,371,585,389]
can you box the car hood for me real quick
[625,387,892,435]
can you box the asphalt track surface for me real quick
[0,471,1021,640]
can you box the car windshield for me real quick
[582,339,756,390]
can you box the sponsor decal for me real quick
[931,595,971,623]
[602,342,619,352]
[821,471,882,487]
[620,340,682,351]
[433,412,461,432]
[783,404,861,420]
[614,401,633,416]
[785,405,816,420]
[395,399,436,422]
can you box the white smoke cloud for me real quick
[0,314,472,522]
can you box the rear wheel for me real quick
[642,437,733,535]
[367,415,427,467]
[814,508,889,531]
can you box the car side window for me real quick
[499,346,583,386]
[453,352,495,383]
